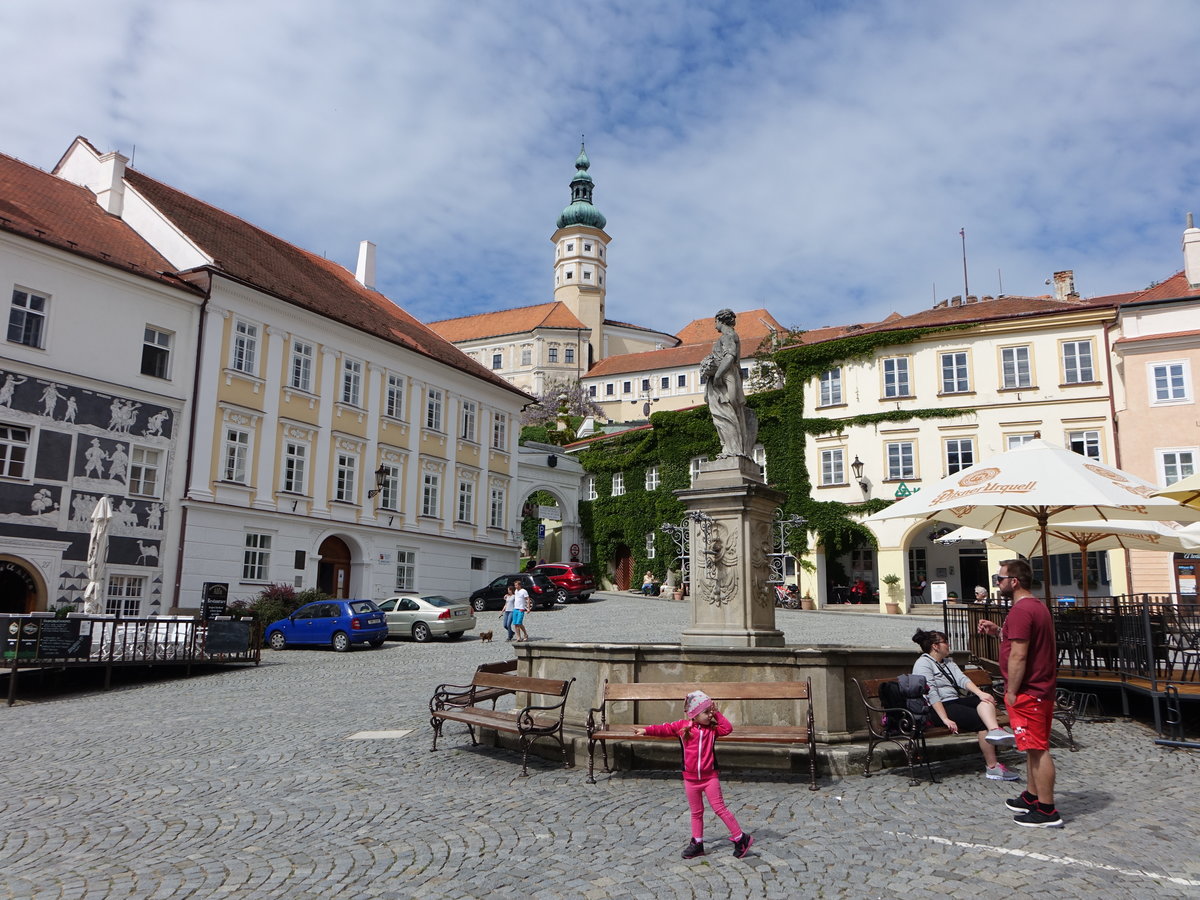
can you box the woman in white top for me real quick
[501,588,516,641]
[511,581,530,642]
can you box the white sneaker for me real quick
[986,763,1020,781]
[985,728,1015,744]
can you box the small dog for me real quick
[478,630,493,642]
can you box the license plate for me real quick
[366,616,382,625]
[453,609,466,617]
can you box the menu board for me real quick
[206,620,252,654]
[1,618,93,660]
[1,618,40,659]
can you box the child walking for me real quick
[634,690,754,859]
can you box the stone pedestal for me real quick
[677,457,786,647]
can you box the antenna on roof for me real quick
[997,268,1003,295]
[130,144,136,167]
[959,228,970,303]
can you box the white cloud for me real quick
[3,0,1199,334]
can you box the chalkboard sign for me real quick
[36,619,92,658]
[202,582,229,620]
[205,619,251,654]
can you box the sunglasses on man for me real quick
[991,574,1015,587]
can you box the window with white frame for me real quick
[378,463,400,510]
[1007,433,1037,450]
[0,425,30,478]
[231,320,258,374]
[690,456,704,486]
[491,352,502,370]
[1067,429,1101,460]
[223,428,250,483]
[622,380,632,394]
[886,441,916,480]
[385,374,404,419]
[461,400,477,442]
[1158,449,1196,486]
[128,447,161,497]
[945,437,975,475]
[612,472,625,496]
[457,479,474,522]
[753,444,767,481]
[1150,361,1190,404]
[645,465,660,491]
[8,288,47,348]
[548,347,559,363]
[588,385,597,397]
[645,532,656,559]
[335,453,358,503]
[1001,346,1032,389]
[819,368,842,406]
[583,475,597,501]
[1062,340,1094,384]
[282,441,307,494]
[521,347,532,366]
[565,347,575,364]
[677,374,687,388]
[641,378,650,392]
[290,341,314,392]
[605,383,614,396]
[882,357,910,398]
[106,574,144,617]
[940,351,970,393]
[821,448,845,486]
[141,327,172,379]
[242,533,271,581]
[422,472,440,517]
[425,388,443,431]
[660,376,669,390]
[395,549,416,591]
[341,358,363,406]
[489,486,505,528]
[492,413,507,451]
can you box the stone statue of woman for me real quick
[700,309,758,459]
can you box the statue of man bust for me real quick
[699,308,758,459]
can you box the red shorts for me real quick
[1007,692,1053,751]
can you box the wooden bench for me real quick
[853,669,1078,785]
[585,679,818,790]
[430,672,575,776]
[428,658,517,713]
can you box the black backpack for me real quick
[879,675,932,735]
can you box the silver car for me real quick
[376,594,476,642]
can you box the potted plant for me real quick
[881,574,902,614]
[800,590,815,610]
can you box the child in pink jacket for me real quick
[634,690,754,859]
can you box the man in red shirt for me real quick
[978,558,1063,827]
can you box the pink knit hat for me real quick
[684,690,713,719]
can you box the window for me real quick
[0,425,31,478]
[492,413,508,451]
[548,347,559,363]
[489,486,505,528]
[882,357,909,398]
[588,385,597,397]
[605,383,614,396]
[612,472,625,496]
[9,289,47,348]
[678,374,687,388]
[641,378,650,392]
[886,441,916,480]
[128,447,161,497]
[645,532,656,560]
[565,271,572,280]
[1150,362,1190,403]
[425,388,443,431]
[690,456,704,486]
[566,242,574,252]
[378,463,399,510]
[385,374,405,419]
[1067,430,1101,460]
[282,442,307,494]
[819,368,842,406]
[565,347,575,364]
[754,444,767,481]
[461,400,477,442]
[940,351,969,393]
[231,320,258,374]
[645,465,660,490]
[622,381,632,394]
[242,533,271,581]
[821,448,845,486]
[521,347,532,366]
[1007,433,1037,450]
[945,437,975,475]
[223,428,250,483]
[1062,340,1094,384]
[341,359,363,406]
[395,549,416,591]
[422,472,440,517]
[457,480,474,522]
[106,575,144,617]
[335,453,357,503]
[1001,346,1032,389]
[583,475,597,501]
[141,327,172,378]
[584,242,592,252]
[1159,449,1196,486]
[491,353,502,370]
[290,341,314,392]
[660,376,669,390]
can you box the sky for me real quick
[4,1,1200,336]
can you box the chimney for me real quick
[1184,213,1200,288]
[355,240,376,289]
[1052,270,1077,301]
[95,151,128,217]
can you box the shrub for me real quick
[229,583,325,630]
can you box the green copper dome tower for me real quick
[556,142,607,230]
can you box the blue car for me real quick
[265,599,388,652]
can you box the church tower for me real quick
[552,142,609,368]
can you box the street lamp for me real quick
[367,464,389,500]
[850,456,867,491]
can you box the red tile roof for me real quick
[122,167,527,398]
[0,153,199,295]
[675,308,786,347]
[584,343,714,377]
[1120,271,1200,304]
[427,302,587,342]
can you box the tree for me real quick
[520,378,604,444]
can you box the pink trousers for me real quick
[684,775,741,841]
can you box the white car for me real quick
[376,594,477,642]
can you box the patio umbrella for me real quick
[1152,471,1200,510]
[865,439,1200,604]
[82,496,113,615]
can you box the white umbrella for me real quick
[1152,471,1200,511]
[82,496,113,615]
[866,439,1200,603]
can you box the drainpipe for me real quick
[1102,313,1133,600]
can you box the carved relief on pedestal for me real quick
[750,519,774,609]
[698,519,739,608]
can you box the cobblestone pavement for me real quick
[2,593,1198,899]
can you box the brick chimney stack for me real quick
[1184,213,1200,288]
[1052,270,1078,301]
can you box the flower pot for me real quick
[885,601,901,615]
[672,589,684,602]
[800,598,815,610]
